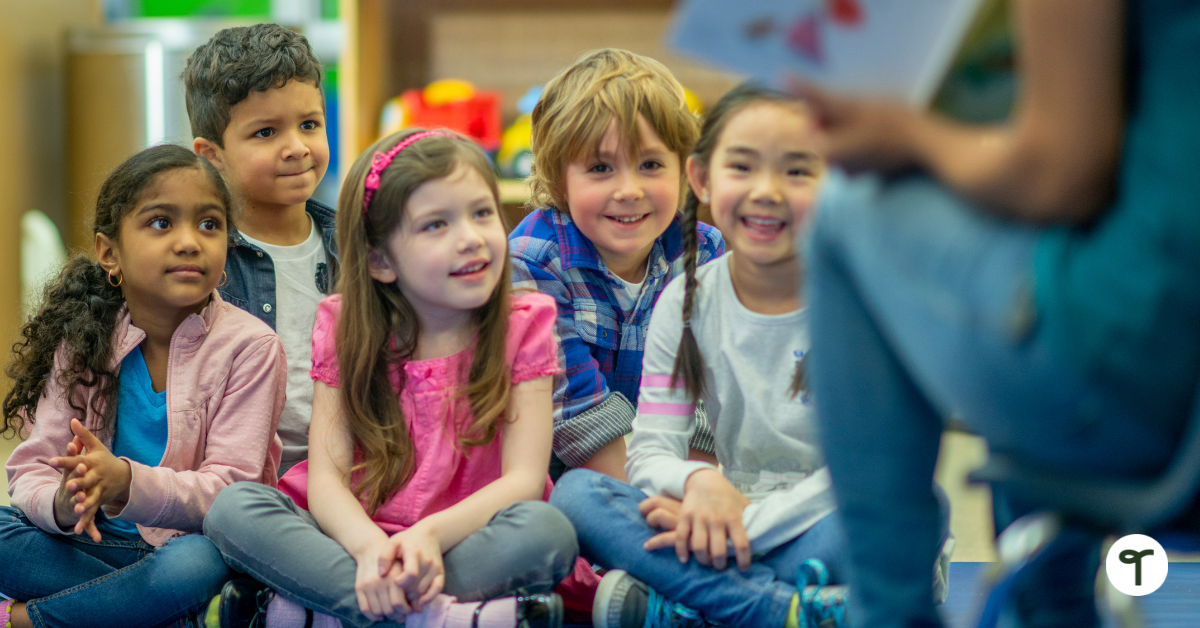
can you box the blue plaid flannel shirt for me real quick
[509,207,724,467]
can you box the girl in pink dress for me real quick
[201,129,577,628]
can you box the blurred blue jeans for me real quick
[806,172,1183,628]
[0,505,231,628]
[553,468,950,628]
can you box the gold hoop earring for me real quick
[107,272,122,287]
[218,271,228,288]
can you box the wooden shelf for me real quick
[338,0,739,176]
[498,178,531,205]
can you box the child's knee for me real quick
[159,534,233,587]
[505,501,579,556]
[548,468,611,518]
[203,481,277,538]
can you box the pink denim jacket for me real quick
[5,292,286,546]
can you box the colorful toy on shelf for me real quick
[495,85,705,179]
[497,86,542,179]
[378,79,502,151]
[683,87,704,116]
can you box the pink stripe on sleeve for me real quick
[639,401,696,416]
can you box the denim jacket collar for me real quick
[230,198,338,262]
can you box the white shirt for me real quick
[240,219,324,473]
[626,254,834,555]
[610,268,648,315]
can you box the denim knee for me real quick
[548,468,604,518]
[157,534,233,589]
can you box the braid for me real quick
[670,189,708,401]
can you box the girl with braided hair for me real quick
[551,84,952,628]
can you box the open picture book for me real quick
[668,0,990,107]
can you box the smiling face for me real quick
[205,79,329,210]
[368,162,508,326]
[689,102,822,269]
[97,167,229,317]
[563,115,682,281]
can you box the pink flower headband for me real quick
[362,130,460,214]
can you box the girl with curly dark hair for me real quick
[0,144,287,628]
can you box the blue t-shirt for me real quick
[1034,0,1200,424]
[105,346,168,533]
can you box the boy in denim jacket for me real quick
[185,24,337,474]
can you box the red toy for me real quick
[396,87,502,152]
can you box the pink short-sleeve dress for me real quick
[278,292,561,534]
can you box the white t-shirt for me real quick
[241,219,325,473]
[610,268,648,315]
[626,253,833,555]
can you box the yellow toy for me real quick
[497,86,704,179]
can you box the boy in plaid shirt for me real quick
[509,49,724,481]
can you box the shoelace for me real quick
[644,587,707,628]
[794,559,847,628]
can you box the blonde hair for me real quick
[528,48,699,212]
[335,128,512,514]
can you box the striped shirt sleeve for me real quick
[625,276,715,499]
[511,253,630,467]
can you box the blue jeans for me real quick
[806,173,1185,628]
[202,482,579,628]
[0,506,232,628]
[552,469,868,628]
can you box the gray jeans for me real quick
[203,482,578,628]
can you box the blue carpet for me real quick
[942,562,1200,628]
[566,562,1200,627]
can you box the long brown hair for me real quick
[671,84,810,401]
[2,145,232,440]
[335,128,512,514]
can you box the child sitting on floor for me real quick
[551,84,952,628]
[509,48,724,483]
[0,144,286,628]
[201,129,577,628]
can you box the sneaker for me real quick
[513,592,564,628]
[792,560,848,628]
[592,570,707,628]
[202,577,291,628]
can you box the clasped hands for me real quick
[639,468,752,571]
[48,418,132,542]
[354,524,445,622]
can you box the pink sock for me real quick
[405,594,518,628]
[265,595,342,628]
[264,594,307,628]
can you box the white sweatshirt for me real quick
[625,254,835,555]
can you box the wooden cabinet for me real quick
[338,0,738,163]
